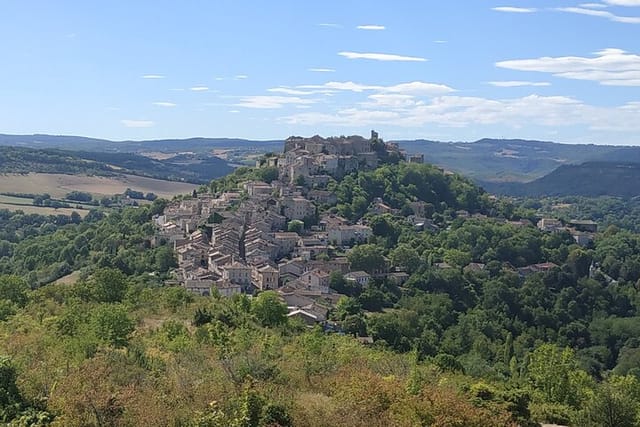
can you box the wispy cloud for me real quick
[497,48,640,86]
[492,6,538,13]
[299,80,454,94]
[356,24,385,30]
[580,2,608,8]
[318,23,341,28]
[434,40,448,44]
[142,74,164,79]
[338,51,427,62]
[281,94,640,134]
[236,95,317,109]
[488,81,551,87]
[308,68,336,72]
[556,6,640,23]
[153,102,177,107]
[121,119,154,128]
[604,0,640,5]
[190,86,209,91]
[268,87,328,95]
[235,75,248,80]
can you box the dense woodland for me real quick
[1,162,640,426]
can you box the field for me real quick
[0,173,199,199]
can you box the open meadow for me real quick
[0,172,199,199]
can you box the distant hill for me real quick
[398,138,631,182]
[0,134,283,153]
[4,133,640,186]
[0,146,234,184]
[483,162,640,198]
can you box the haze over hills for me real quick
[0,133,282,154]
[4,133,640,197]
[483,162,640,198]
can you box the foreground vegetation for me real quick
[2,162,640,425]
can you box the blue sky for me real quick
[1,1,639,144]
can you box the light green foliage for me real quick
[251,291,288,328]
[526,344,592,407]
[91,304,135,347]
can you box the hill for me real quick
[0,133,282,153]
[483,161,640,197]
[0,146,233,184]
[398,138,630,182]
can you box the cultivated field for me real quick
[0,173,199,199]
[0,202,91,217]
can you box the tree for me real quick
[90,268,129,303]
[91,304,135,347]
[287,220,304,234]
[347,244,385,275]
[251,291,288,327]
[577,381,639,427]
[0,275,29,307]
[389,244,421,273]
[526,344,590,407]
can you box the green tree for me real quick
[90,268,129,303]
[287,220,304,234]
[389,244,421,273]
[251,291,288,328]
[0,275,29,307]
[91,304,135,347]
[347,244,385,274]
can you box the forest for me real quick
[1,162,640,426]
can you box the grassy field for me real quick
[0,173,199,199]
[0,202,91,217]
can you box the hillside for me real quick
[484,161,640,197]
[0,133,282,154]
[398,138,627,182]
[0,146,233,184]
[5,133,640,185]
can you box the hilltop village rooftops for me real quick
[155,131,598,322]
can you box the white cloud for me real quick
[338,51,427,62]
[318,23,341,27]
[308,68,335,72]
[190,86,209,91]
[121,119,154,128]
[434,40,448,43]
[580,2,609,8]
[153,102,176,107]
[556,6,640,23]
[604,0,640,5]
[142,75,164,79]
[298,80,454,94]
[228,110,240,113]
[281,94,640,133]
[236,95,317,109]
[268,87,330,95]
[492,6,538,13]
[235,75,248,79]
[496,48,640,86]
[488,81,551,87]
[356,24,385,30]
[384,81,454,94]
[364,94,421,108]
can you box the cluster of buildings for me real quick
[153,132,405,324]
[536,218,598,246]
[264,131,402,185]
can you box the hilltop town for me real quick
[154,132,597,327]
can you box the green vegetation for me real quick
[3,158,640,425]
